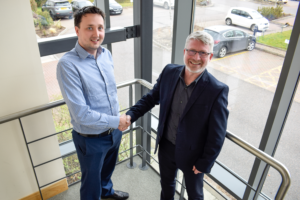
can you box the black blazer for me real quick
[127,64,229,173]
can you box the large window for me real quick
[192,0,298,198]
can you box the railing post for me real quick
[139,128,149,170]
[127,85,137,169]
[19,118,44,200]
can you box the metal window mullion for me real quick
[171,0,196,64]
[133,0,153,167]
[244,6,300,200]
[95,0,112,52]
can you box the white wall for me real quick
[0,1,65,200]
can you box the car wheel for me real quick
[250,24,256,31]
[225,18,232,26]
[164,2,169,9]
[218,46,227,58]
[247,41,255,51]
[41,8,44,12]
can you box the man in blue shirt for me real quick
[57,6,130,200]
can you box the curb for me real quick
[255,46,286,58]
[58,26,70,36]
[257,42,287,51]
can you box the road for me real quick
[41,1,299,199]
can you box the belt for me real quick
[78,128,114,138]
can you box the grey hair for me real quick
[185,31,214,53]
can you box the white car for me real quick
[225,7,269,31]
[153,0,174,9]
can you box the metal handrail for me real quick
[0,78,291,200]
[226,131,291,200]
[0,79,149,125]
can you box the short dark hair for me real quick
[74,6,105,28]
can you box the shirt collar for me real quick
[75,41,104,59]
[179,67,205,85]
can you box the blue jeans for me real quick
[72,129,122,200]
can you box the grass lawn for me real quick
[257,30,292,50]
[37,7,42,12]
[118,2,133,8]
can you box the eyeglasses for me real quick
[185,49,211,57]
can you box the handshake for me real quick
[118,114,131,131]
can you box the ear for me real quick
[183,48,186,55]
[75,26,80,37]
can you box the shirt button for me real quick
[180,101,182,103]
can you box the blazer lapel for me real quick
[180,70,209,121]
[163,66,183,119]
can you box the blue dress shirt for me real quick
[57,42,120,134]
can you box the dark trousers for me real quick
[72,129,122,200]
[158,137,204,200]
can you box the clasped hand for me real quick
[118,114,131,131]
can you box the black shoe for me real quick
[101,190,129,200]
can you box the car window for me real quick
[55,1,70,6]
[203,29,220,40]
[224,31,234,38]
[78,1,93,7]
[250,11,263,19]
[235,9,241,16]
[241,11,250,18]
[231,9,239,15]
[235,30,245,37]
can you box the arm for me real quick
[194,86,229,173]
[126,70,164,123]
[57,60,121,130]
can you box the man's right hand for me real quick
[118,114,131,131]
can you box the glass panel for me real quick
[262,81,300,199]
[191,0,299,198]
[110,0,133,27]
[152,1,174,82]
[41,52,66,102]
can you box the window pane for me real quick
[193,0,298,198]
[262,81,300,199]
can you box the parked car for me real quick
[71,0,93,13]
[92,0,123,15]
[42,0,73,20]
[109,0,123,15]
[204,26,256,58]
[225,7,269,31]
[153,0,174,9]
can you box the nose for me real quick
[193,52,201,60]
[92,28,100,37]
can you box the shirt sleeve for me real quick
[57,60,120,130]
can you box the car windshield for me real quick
[250,11,263,19]
[78,1,93,6]
[55,2,70,6]
[204,29,220,40]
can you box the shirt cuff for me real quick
[108,115,120,129]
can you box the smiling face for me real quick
[75,13,105,57]
[183,39,213,74]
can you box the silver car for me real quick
[42,0,73,20]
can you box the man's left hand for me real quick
[192,166,202,174]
